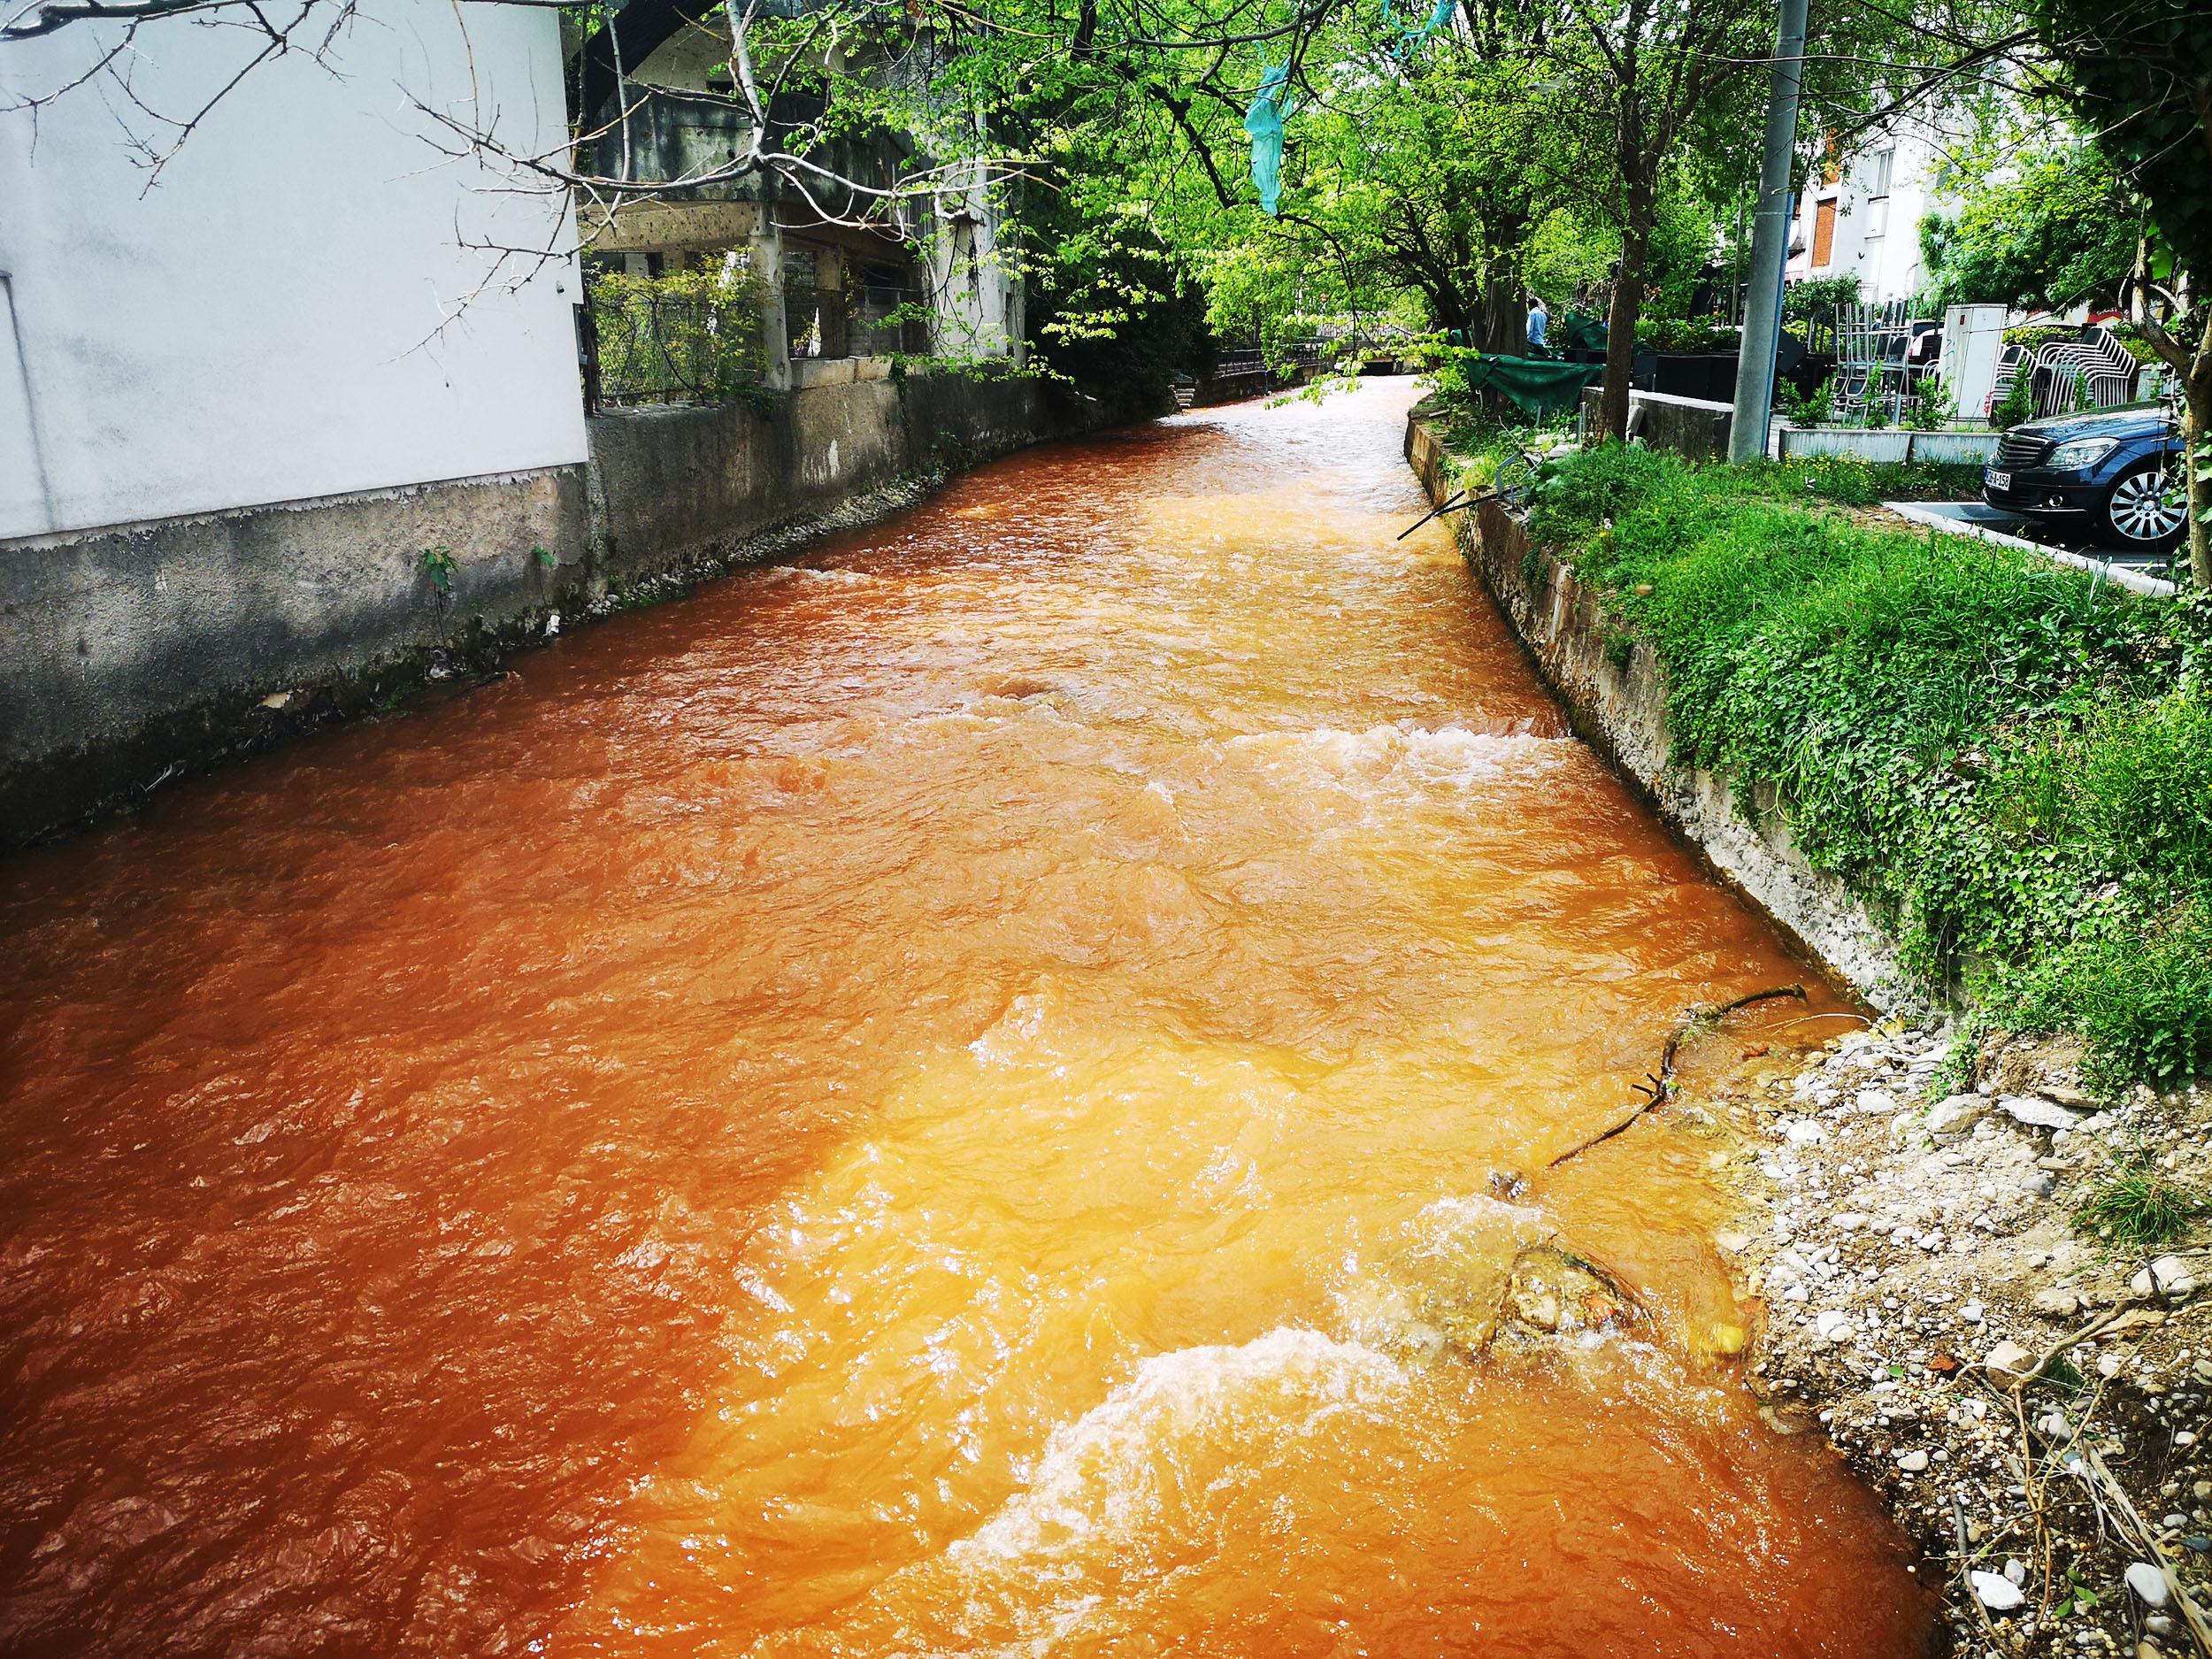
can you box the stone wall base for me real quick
[0,373,1099,848]
[1408,408,1918,1009]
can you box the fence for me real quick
[584,272,769,409]
[782,252,928,361]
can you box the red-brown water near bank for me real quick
[0,380,1932,1655]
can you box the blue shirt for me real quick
[1527,306,1549,348]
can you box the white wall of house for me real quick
[921,169,1025,364]
[1786,122,1951,303]
[0,0,587,541]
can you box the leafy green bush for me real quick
[590,265,769,405]
[1526,442,2207,1093]
[1990,372,2037,431]
[1783,374,1834,428]
[1640,317,1738,352]
[1995,906,2212,1095]
[1900,377,1957,432]
[1783,274,1861,319]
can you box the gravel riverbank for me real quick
[1717,1023,2212,1656]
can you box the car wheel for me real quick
[2097,457,2187,552]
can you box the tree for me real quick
[1502,0,1775,440]
[1239,42,1578,352]
[2024,0,2212,583]
[1918,143,2144,314]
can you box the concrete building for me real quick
[1,1,586,541]
[0,0,591,826]
[0,0,1066,846]
[568,1,1024,388]
[1786,120,1952,303]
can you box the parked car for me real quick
[1983,403,2186,553]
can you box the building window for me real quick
[1812,198,1838,268]
[1863,147,1894,240]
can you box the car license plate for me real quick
[1987,470,2010,489]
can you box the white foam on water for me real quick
[1221,721,1567,795]
[950,1326,1405,1566]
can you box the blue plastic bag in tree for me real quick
[1245,63,1295,215]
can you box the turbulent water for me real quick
[0,380,1932,1655]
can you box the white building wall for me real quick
[922,169,1025,363]
[0,0,588,541]
[1786,123,1953,303]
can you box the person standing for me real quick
[1525,296,1550,351]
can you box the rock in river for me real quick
[1502,1246,1640,1338]
[1970,1570,2025,1611]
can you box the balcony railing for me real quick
[582,272,768,409]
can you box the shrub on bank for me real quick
[1523,442,2208,1094]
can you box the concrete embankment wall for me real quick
[0,373,1077,848]
[1405,410,1916,1009]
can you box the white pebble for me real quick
[2126,1562,2172,1609]
[1970,1570,2025,1610]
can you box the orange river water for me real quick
[0,380,1933,1656]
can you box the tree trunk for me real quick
[1478,276,1522,357]
[2185,340,2211,591]
[1599,191,1653,442]
[1428,284,1474,342]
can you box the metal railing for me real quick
[783,273,927,361]
[584,277,768,409]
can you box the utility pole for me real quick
[1728,0,1809,463]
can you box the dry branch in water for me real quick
[1547,985,1808,1170]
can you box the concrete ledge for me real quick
[1409,408,1918,1010]
[1579,388,1734,461]
[1,373,1084,849]
[790,357,858,388]
[0,465,586,842]
[1778,426,2003,465]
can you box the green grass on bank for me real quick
[1518,440,2212,1097]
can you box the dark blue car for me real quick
[1983,403,2185,553]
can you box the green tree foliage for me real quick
[1918,147,2141,313]
[2025,0,2212,276]
[2023,0,2212,584]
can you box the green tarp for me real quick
[1456,352,1604,418]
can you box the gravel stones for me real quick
[1730,1022,2212,1652]
[2125,1563,2172,1609]
[1997,1094,2085,1130]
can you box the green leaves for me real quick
[1918,143,2141,314]
[419,546,457,595]
[1530,442,2212,1090]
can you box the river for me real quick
[0,380,1931,1655]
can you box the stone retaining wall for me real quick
[1,373,1092,848]
[1407,409,1917,1009]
